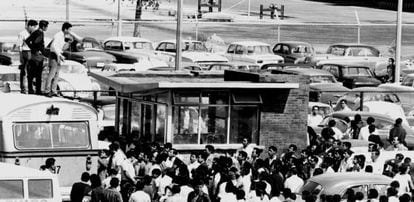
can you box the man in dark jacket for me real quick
[70,172,91,202]
[389,118,407,146]
[25,20,48,95]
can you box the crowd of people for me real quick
[68,121,414,202]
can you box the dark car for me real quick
[272,41,315,64]
[318,63,381,89]
[279,68,350,104]
[63,37,116,70]
[317,111,414,149]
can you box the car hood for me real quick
[310,83,350,92]
[346,77,381,85]
[60,74,93,90]
[182,52,229,63]
[71,50,115,59]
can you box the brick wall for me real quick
[258,73,310,153]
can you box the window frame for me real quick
[12,121,91,150]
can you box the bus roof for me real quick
[0,162,56,178]
[0,94,96,119]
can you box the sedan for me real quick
[103,36,167,70]
[155,39,228,69]
[281,68,350,104]
[317,111,414,149]
[223,41,284,67]
[300,173,391,199]
[63,37,116,69]
[318,63,381,88]
[272,41,315,64]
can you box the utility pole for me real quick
[133,0,142,37]
[66,0,70,21]
[117,0,122,36]
[395,0,403,83]
[175,0,183,70]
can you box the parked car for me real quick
[334,87,402,112]
[42,60,101,98]
[155,39,228,69]
[378,83,414,116]
[318,63,381,88]
[303,43,389,72]
[272,41,315,64]
[308,101,333,118]
[63,37,116,69]
[0,162,62,201]
[223,41,284,67]
[0,65,20,92]
[281,68,350,104]
[102,36,167,70]
[0,36,20,66]
[317,111,414,149]
[260,63,313,70]
[207,62,260,71]
[300,173,391,199]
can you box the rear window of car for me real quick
[0,180,24,199]
[301,181,322,194]
[28,179,53,199]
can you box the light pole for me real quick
[117,0,122,36]
[66,0,70,21]
[175,0,183,70]
[395,0,403,83]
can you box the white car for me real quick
[223,41,284,67]
[42,60,101,98]
[103,36,168,71]
[155,39,229,69]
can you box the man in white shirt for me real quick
[17,19,38,94]
[359,117,375,141]
[284,168,304,194]
[46,22,82,97]
[338,100,352,112]
[308,106,323,128]
[129,181,151,202]
[187,153,200,179]
[237,137,255,160]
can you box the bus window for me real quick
[52,122,89,148]
[0,180,24,199]
[13,122,90,149]
[28,179,53,199]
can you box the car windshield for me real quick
[247,45,271,55]
[60,63,86,74]
[301,181,323,194]
[342,67,373,77]
[184,42,208,52]
[0,42,19,53]
[292,45,312,54]
[124,41,153,51]
[327,46,346,56]
[78,40,102,50]
[401,77,414,87]
[310,75,337,83]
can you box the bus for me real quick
[0,94,100,201]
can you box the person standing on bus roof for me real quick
[45,22,82,97]
[17,19,38,94]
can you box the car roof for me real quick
[320,63,370,68]
[329,43,377,48]
[283,68,333,76]
[274,41,312,46]
[330,111,393,120]
[350,87,386,92]
[308,173,392,195]
[309,101,331,108]
[158,39,202,44]
[104,36,152,43]
[229,41,270,46]
[0,163,56,178]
